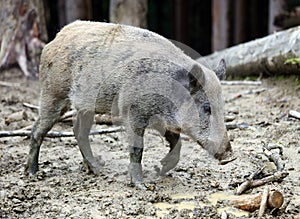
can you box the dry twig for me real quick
[227,88,266,102]
[236,142,288,195]
[0,127,123,138]
[263,147,285,171]
[288,110,300,120]
[221,80,262,86]
[0,81,20,87]
[250,171,289,187]
[258,187,269,218]
[22,103,121,126]
[5,110,28,125]
[236,166,265,195]
[23,102,39,110]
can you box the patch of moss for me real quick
[284,57,300,65]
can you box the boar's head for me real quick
[182,59,233,161]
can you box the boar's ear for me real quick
[214,59,226,80]
[188,64,205,93]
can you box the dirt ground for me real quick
[0,68,299,219]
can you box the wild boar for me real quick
[25,21,233,189]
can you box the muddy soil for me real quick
[0,68,299,218]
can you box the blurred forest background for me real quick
[1,0,300,77]
[44,0,300,55]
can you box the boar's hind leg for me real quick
[128,126,147,190]
[25,100,68,175]
[160,130,182,175]
[73,109,104,174]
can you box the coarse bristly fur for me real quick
[26,20,233,188]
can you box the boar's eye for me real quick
[203,102,211,114]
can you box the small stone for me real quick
[225,115,236,122]
[0,190,7,200]
[210,181,220,188]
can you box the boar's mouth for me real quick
[196,140,206,149]
[197,139,236,164]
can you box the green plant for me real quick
[284,57,300,65]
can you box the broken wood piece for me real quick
[235,166,265,195]
[288,110,300,120]
[219,156,237,165]
[263,146,285,171]
[23,102,39,110]
[263,143,283,155]
[231,192,261,212]
[251,171,289,187]
[22,106,124,126]
[228,88,266,102]
[60,113,120,125]
[4,110,28,125]
[95,114,113,125]
[236,171,288,195]
[0,81,21,87]
[221,80,262,86]
[241,88,266,95]
[18,124,33,130]
[258,187,269,218]
[225,115,236,122]
[236,180,252,195]
[197,25,300,77]
[59,110,76,121]
[0,127,124,138]
[279,199,291,213]
[95,114,123,125]
[268,190,284,209]
[231,189,284,212]
[59,112,121,125]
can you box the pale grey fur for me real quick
[25,21,233,189]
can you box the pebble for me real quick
[0,190,7,200]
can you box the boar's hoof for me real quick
[95,155,106,166]
[129,163,147,190]
[160,153,180,176]
[83,157,105,175]
[25,165,39,176]
[133,182,147,190]
[25,160,39,175]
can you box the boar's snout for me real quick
[197,132,234,162]
[213,139,233,161]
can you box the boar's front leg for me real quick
[160,130,182,175]
[73,109,104,174]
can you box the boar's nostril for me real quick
[203,102,211,114]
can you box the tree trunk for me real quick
[212,0,231,51]
[174,0,188,44]
[109,0,148,28]
[234,0,247,44]
[0,0,47,78]
[269,0,288,33]
[66,0,91,22]
[197,26,300,78]
[57,0,92,28]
